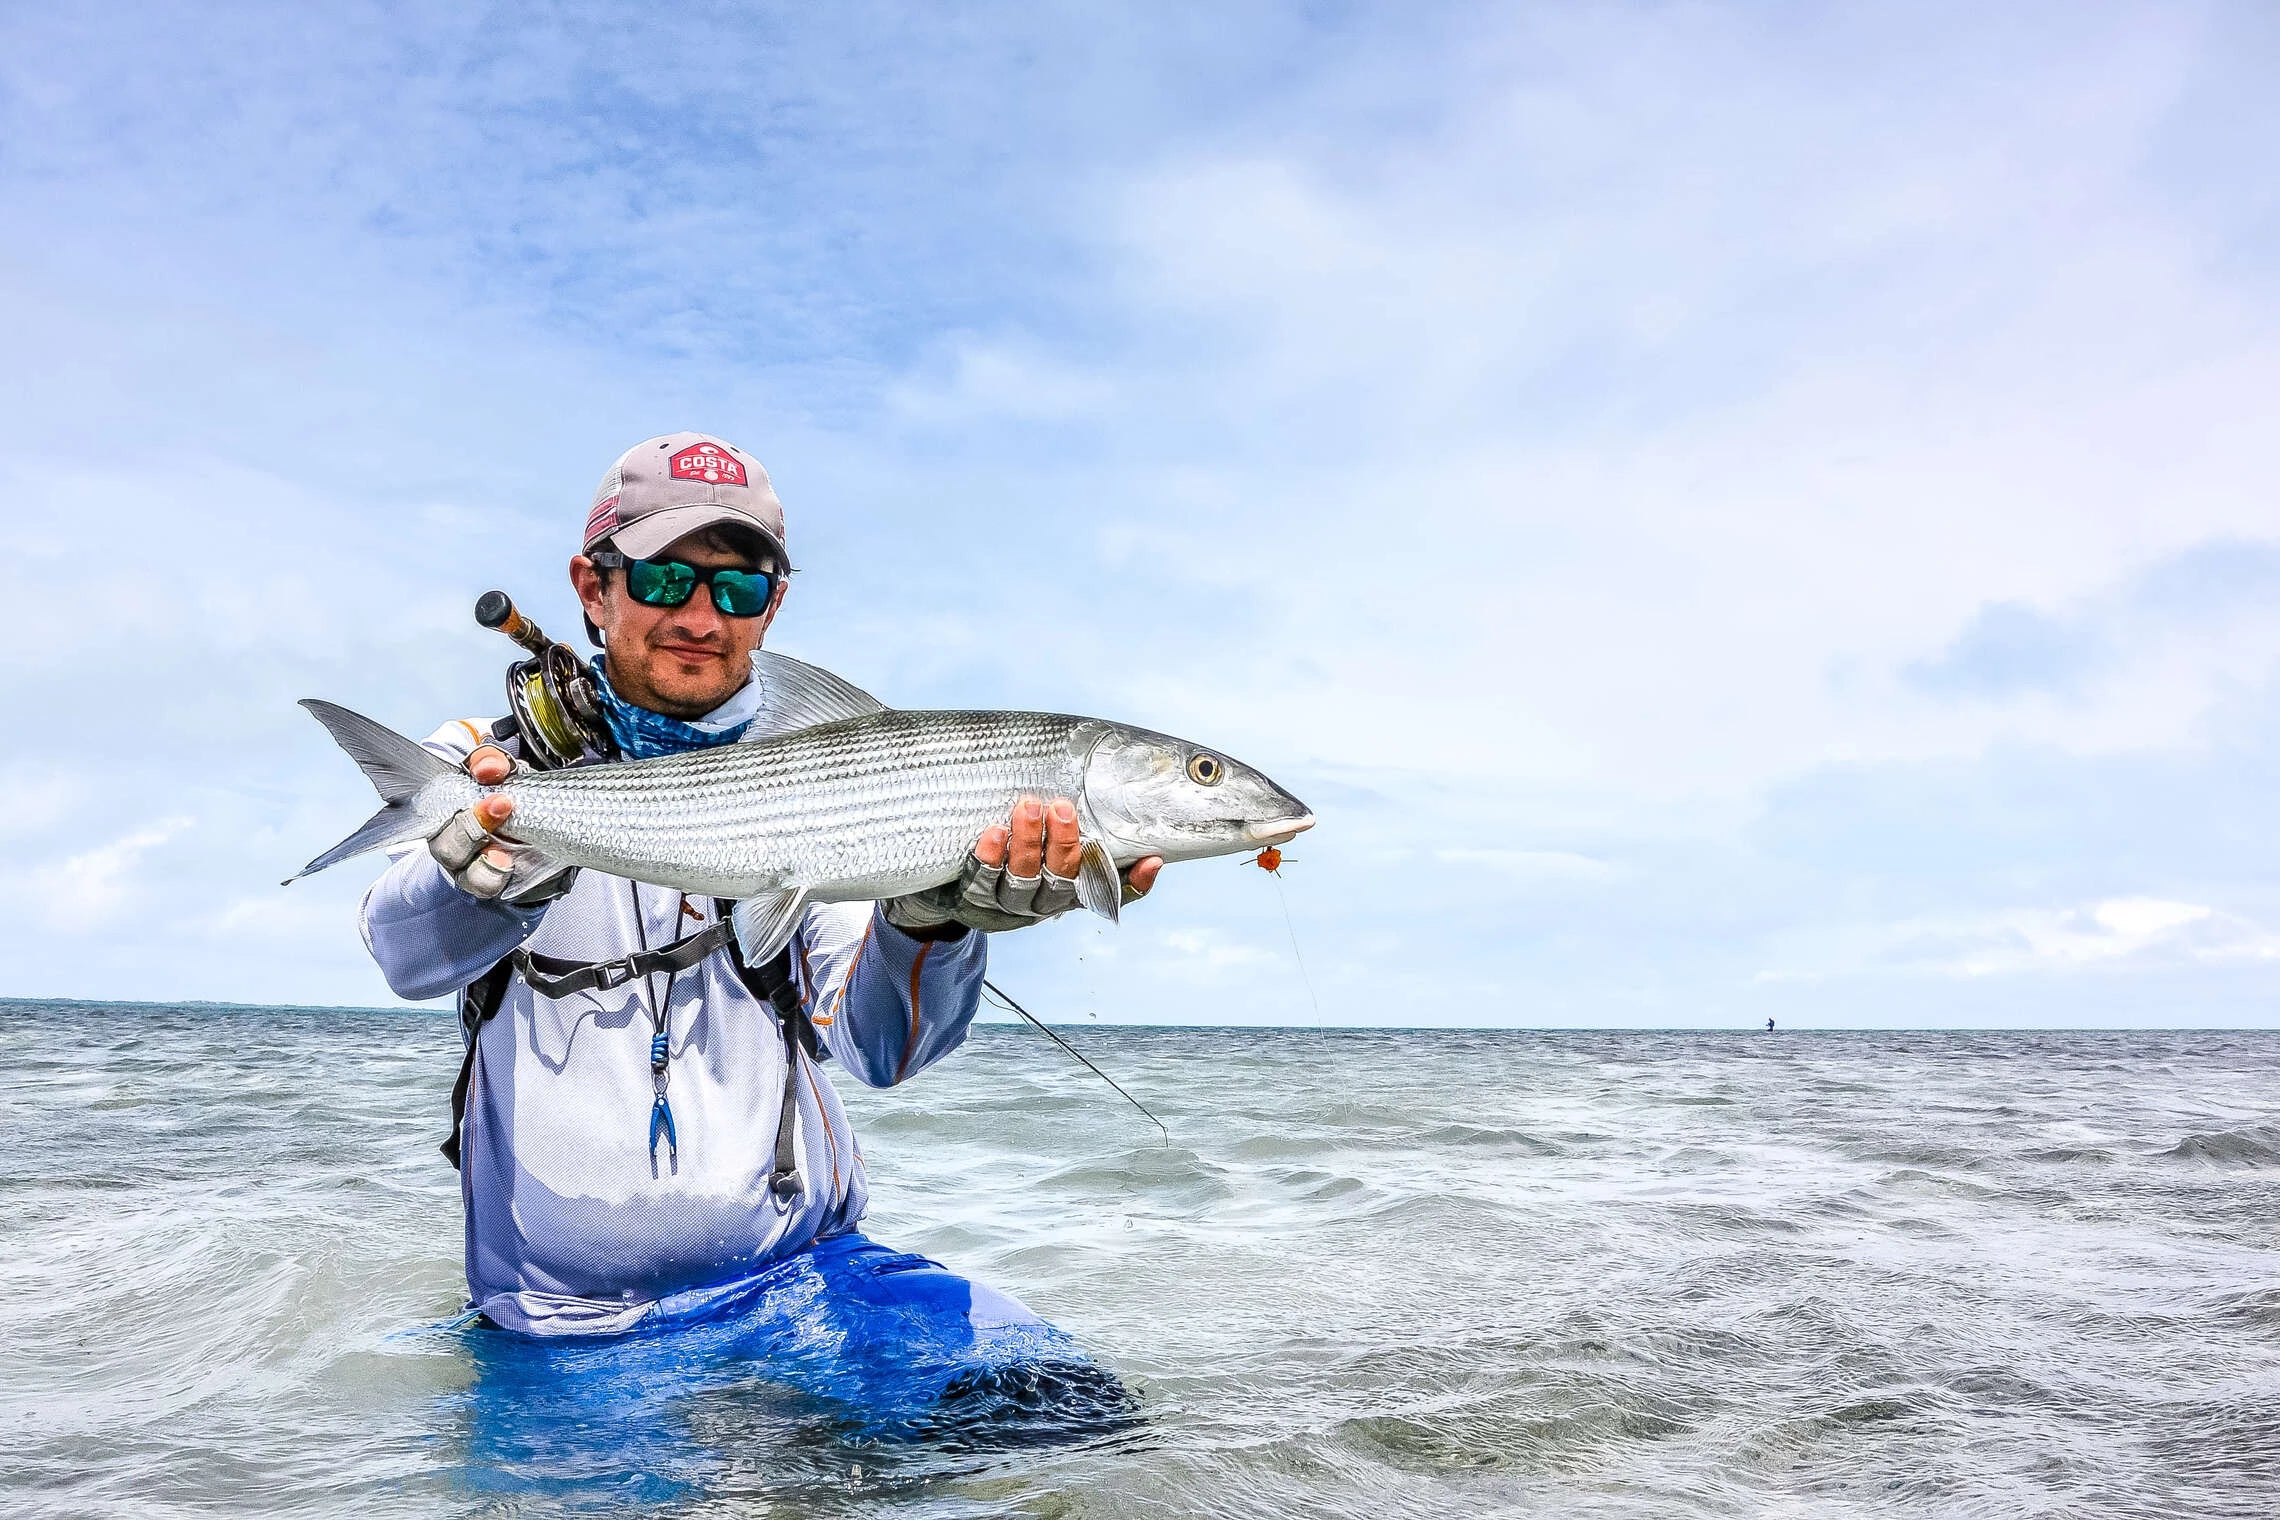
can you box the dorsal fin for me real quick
[742,650,890,740]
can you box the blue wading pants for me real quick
[447,1235,1131,1503]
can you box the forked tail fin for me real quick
[286,699,460,882]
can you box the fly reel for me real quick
[474,590,617,770]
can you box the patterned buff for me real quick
[593,658,755,759]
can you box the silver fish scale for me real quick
[494,710,1095,899]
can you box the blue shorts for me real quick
[446,1234,1132,1502]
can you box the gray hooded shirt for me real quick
[360,714,987,1336]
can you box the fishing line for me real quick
[1269,871,1324,1021]
[982,979,1167,1141]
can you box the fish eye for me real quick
[1188,753,1224,786]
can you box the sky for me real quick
[2,1,2277,1026]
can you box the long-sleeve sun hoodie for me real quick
[359,712,987,1336]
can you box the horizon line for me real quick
[1,994,2273,1034]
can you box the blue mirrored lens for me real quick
[627,558,697,607]
[708,569,773,617]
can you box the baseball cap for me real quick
[582,432,791,567]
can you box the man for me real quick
[361,432,1161,1355]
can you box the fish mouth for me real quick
[1247,812,1315,845]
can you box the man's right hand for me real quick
[427,744,560,902]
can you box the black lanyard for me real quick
[633,883,686,1167]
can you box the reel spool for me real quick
[475,591,615,770]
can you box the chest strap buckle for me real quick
[514,920,734,999]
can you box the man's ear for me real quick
[570,555,608,621]
[569,554,610,649]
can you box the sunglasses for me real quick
[590,552,778,618]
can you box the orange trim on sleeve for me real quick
[792,940,832,1024]
[893,940,934,1084]
[454,718,484,749]
[801,1061,842,1198]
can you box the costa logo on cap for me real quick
[587,432,790,567]
[669,443,747,487]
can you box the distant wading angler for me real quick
[304,432,1311,1425]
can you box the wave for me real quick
[1410,1122,1567,1156]
[2164,1125,2280,1166]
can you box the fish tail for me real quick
[287,699,466,881]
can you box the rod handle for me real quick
[475,591,548,655]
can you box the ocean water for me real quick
[5,1005,2278,1518]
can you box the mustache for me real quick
[646,625,731,653]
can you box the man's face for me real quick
[569,527,784,718]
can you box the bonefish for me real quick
[292,649,1313,964]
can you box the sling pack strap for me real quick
[442,956,517,1168]
[439,923,732,1168]
[724,932,810,1199]
[440,915,814,1192]
[511,921,733,998]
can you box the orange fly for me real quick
[1254,846,1284,873]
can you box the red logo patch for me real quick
[669,443,747,487]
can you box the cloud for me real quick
[1918,897,2221,975]
[886,340,1120,427]
[1433,848,1622,884]
[2,3,2279,1025]
[26,817,194,924]
[1904,602,2112,699]
[197,895,352,944]
[1782,895,2280,983]
[0,768,88,842]
[1155,928,1280,976]
[1904,538,2280,703]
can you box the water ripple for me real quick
[6,1009,2280,1516]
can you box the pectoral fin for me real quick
[1075,839,1122,924]
[499,846,572,903]
[731,888,812,965]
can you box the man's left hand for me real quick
[883,796,1163,937]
